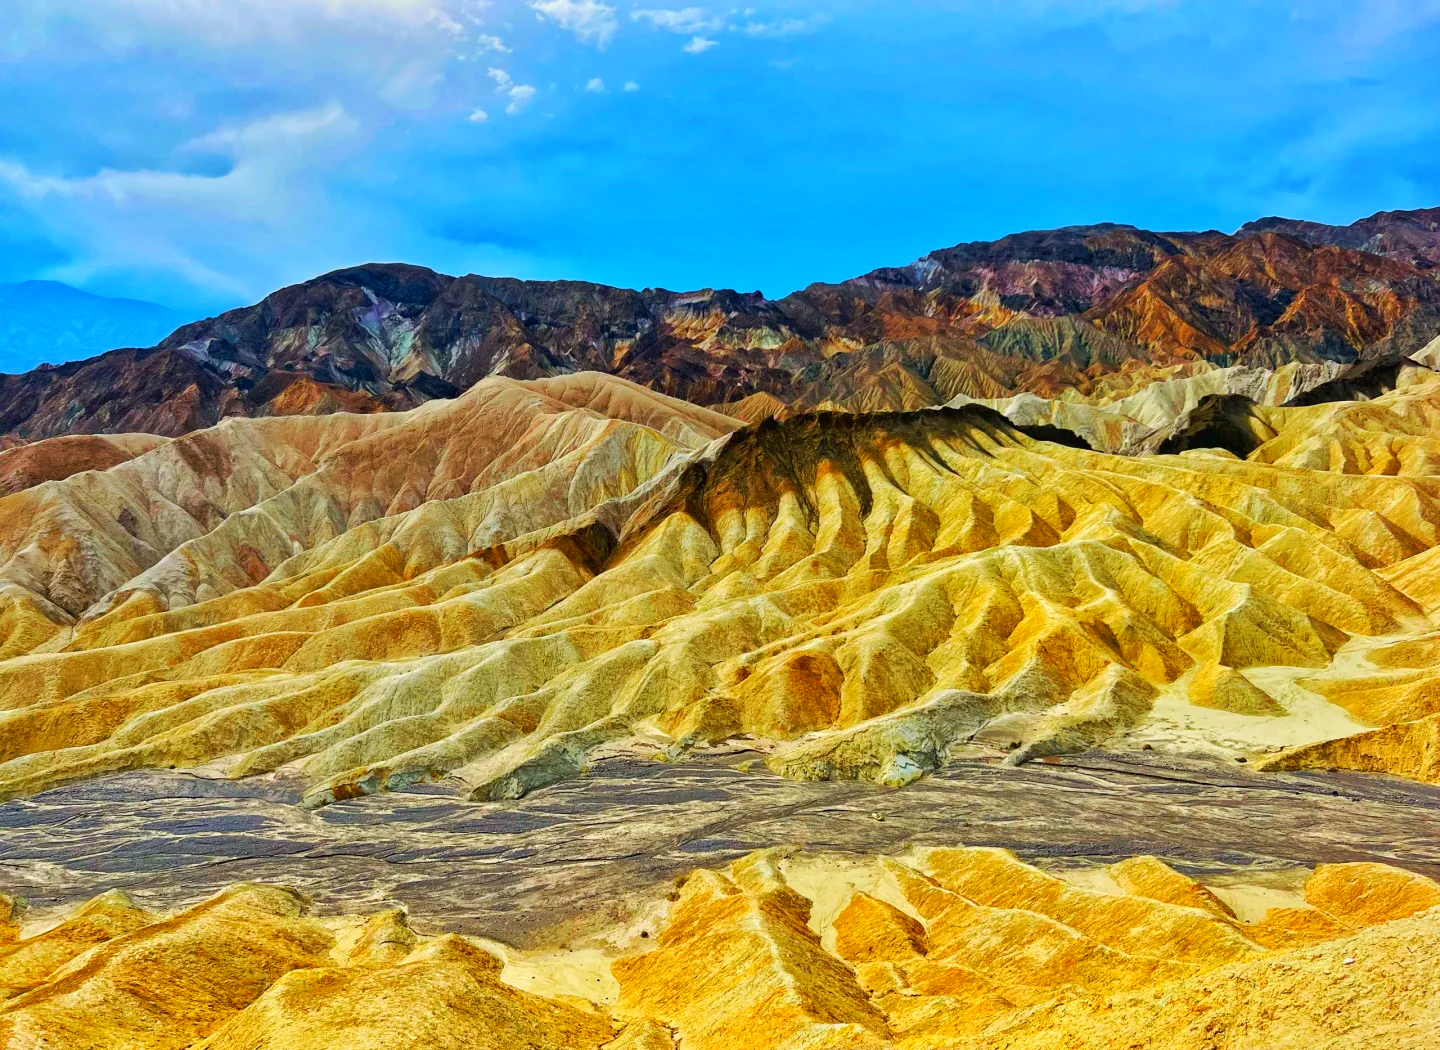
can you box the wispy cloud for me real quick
[506,85,536,113]
[632,8,723,34]
[741,14,830,37]
[0,103,364,299]
[4,0,1437,326]
[14,0,468,49]
[489,68,538,114]
[585,77,606,92]
[529,0,619,48]
[474,34,511,53]
[1335,0,1440,51]
[7,0,490,111]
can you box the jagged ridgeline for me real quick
[661,406,1069,530]
[2,372,1440,805]
[5,208,1440,445]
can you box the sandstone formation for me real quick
[951,360,1343,453]
[948,354,1440,455]
[3,370,1440,801]
[0,434,167,497]
[1,847,1435,1048]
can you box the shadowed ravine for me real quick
[4,751,1437,948]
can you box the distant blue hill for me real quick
[0,281,190,373]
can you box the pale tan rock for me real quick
[1260,714,1440,784]
[831,894,928,963]
[2,850,1436,1048]
[336,909,418,968]
[1246,905,1355,949]
[0,885,332,1049]
[915,846,1263,965]
[879,857,1182,997]
[602,1019,677,1050]
[882,991,1015,1050]
[0,893,17,948]
[4,373,1440,803]
[1187,663,1284,716]
[963,905,1440,1050]
[0,433,167,497]
[714,392,791,425]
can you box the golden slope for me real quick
[4,373,1440,802]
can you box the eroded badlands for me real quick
[2,371,1440,806]
[4,362,1440,1044]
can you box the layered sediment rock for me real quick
[4,371,1440,802]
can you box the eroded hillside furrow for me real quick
[2,373,1440,805]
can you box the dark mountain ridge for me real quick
[1239,207,1440,269]
[3,207,1439,443]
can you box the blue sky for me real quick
[2,0,1439,320]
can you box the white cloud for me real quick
[623,81,641,92]
[529,0,619,48]
[683,35,717,53]
[742,14,830,36]
[468,107,489,122]
[1337,0,1440,51]
[182,103,360,157]
[505,85,537,114]
[474,33,510,53]
[8,0,488,107]
[0,102,365,299]
[489,68,537,113]
[585,77,606,92]
[632,8,722,34]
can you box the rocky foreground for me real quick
[1,845,1437,1049]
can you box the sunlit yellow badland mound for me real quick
[3,371,1440,803]
[2,847,1437,1049]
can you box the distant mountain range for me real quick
[1,207,1438,442]
[0,281,189,373]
